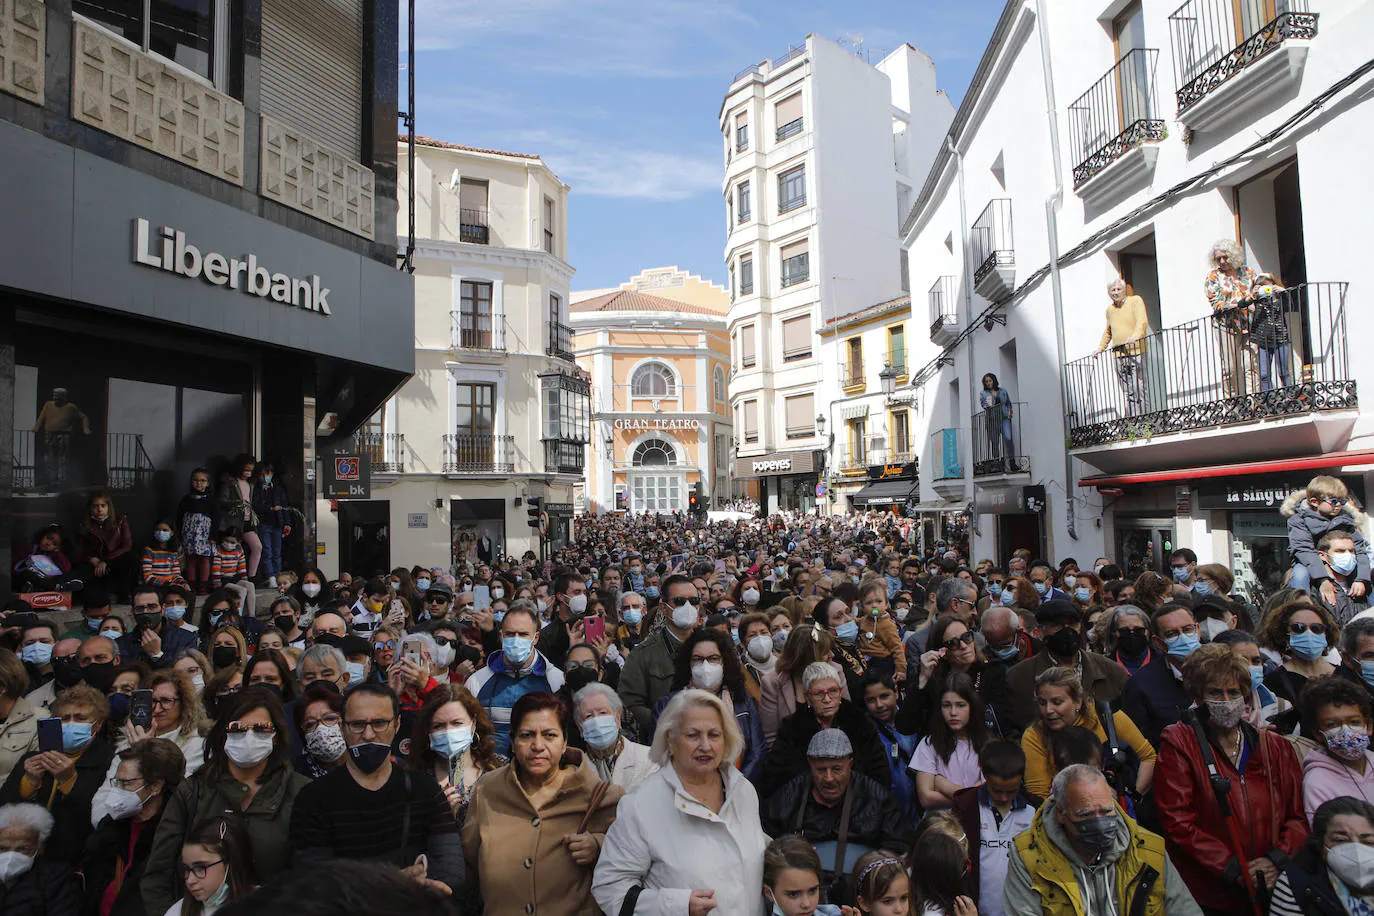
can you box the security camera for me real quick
[448,169,461,192]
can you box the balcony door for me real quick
[455,382,496,466]
[1120,233,1164,412]
[1113,2,1152,131]
[459,281,493,349]
[1237,0,1296,40]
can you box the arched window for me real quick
[713,366,726,402]
[632,439,677,467]
[630,362,676,398]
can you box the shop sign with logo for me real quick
[734,450,817,479]
[979,484,1046,515]
[1196,473,1365,510]
[613,417,701,431]
[866,461,918,481]
[322,449,371,499]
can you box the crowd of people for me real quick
[1,471,1374,915]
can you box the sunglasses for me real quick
[942,631,977,651]
[669,596,697,607]
[426,595,450,604]
[1289,621,1328,636]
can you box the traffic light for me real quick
[526,496,543,529]
[689,482,705,518]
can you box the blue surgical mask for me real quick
[416,578,431,592]
[989,584,1004,598]
[1033,581,1048,596]
[1172,566,1191,583]
[62,721,94,753]
[1165,632,1200,661]
[1360,660,1374,690]
[580,714,620,750]
[1074,587,1092,602]
[991,643,1020,662]
[645,586,660,599]
[165,605,187,622]
[1193,580,1212,596]
[731,628,740,645]
[21,642,53,666]
[430,726,474,759]
[1331,551,1359,576]
[1250,664,1265,693]
[154,529,172,543]
[503,636,534,666]
[346,661,366,685]
[493,610,506,625]
[1001,589,1017,606]
[1289,630,1327,661]
[86,618,101,631]
[621,607,642,626]
[209,611,224,626]
[835,620,859,643]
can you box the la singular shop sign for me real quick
[132,218,332,315]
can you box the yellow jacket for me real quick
[1022,709,1157,799]
[1098,295,1150,355]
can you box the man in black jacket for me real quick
[760,729,914,856]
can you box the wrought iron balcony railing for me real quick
[839,443,873,471]
[1069,49,1165,187]
[459,208,489,245]
[929,276,958,339]
[971,199,1014,288]
[1168,0,1318,113]
[547,320,575,361]
[776,117,804,142]
[13,430,154,492]
[355,432,407,473]
[443,434,514,474]
[841,360,865,390]
[972,401,1031,476]
[1063,281,1354,448]
[449,311,505,351]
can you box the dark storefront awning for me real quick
[851,479,918,507]
[1079,448,1374,489]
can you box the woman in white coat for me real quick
[593,688,769,915]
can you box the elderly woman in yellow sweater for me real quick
[1020,665,1156,800]
[1095,278,1151,416]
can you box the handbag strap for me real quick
[576,780,610,835]
[398,771,412,867]
[833,781,855,876]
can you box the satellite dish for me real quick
[448,169,461,192]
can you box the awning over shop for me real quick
[851,479,918,507]
[1078,449,1374,489]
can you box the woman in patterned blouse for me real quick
[1205,237,1260,398]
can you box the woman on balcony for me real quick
[1205,238,1260,398]
[979,374,1016,473]
[1095,279,1150,416]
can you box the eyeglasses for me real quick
[566,661,599,672]
[304,713,342,732]
[184,859,224,880]
[1162,624,1199,639]
[808,687,842,700]
[432,635,453,647]
[374,640,396,651]
[942,632,977,651]
[133,603,161,612]
[151,696,180,709]
[343,717,397,736]
[109,776,146,791]
[1290,621,1328,636]
[692,655,724,666]
[226,723,276,735]
[669,595,698,607]
[426,595,450,604]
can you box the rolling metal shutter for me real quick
[259,0,365,159]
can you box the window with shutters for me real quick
[781,315,811,361]
[738,181,751,223]
[458,281,495,349]
[544,197,556,254]
[888,325,907,375]
[740,324,757,369]
[714,366,727,404]
[740,255,754,296]
[780,239,809,288]
[779,165,806,213]
[844,338,864,388]
[735,110,750,152]
[259,0,364,159]
[892,410,912,457]
[75,0,230,88]
[743,400,759,443]
[775,92,803,141]
[459,179,490,245]
[784,393,815,439]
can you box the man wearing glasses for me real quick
[116,585,198,670]
[421,582,453,623]
[619,574,700,736]
[1119,604,1196,747]
[289,683,463,896]
[1006,600,1128,732]
[1005,765,1199,915]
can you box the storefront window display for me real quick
[1230,512,1289,604]
[451,498,504,571]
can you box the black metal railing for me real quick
[1063,281,1354,448]
[355,432,406,473]
[889,346,908,376]
[1169,0,1318,113]
[929,276,958,338]
[971,199,1014,287]
[841,360,865,389]
[839,443,872,471]
[547,320,575,361]
[459,208,489,245]
[443,433,514,473]
[776,117,804,141]
[544,438,585,475]
[781,252,809,287]
[1069,49,1165,187]
[972,401,1030,476]
[736,124,749,152]
[13,431,155,491]
[106,433,154,490]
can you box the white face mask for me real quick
[105,785,150,820]
[671,603,698,630]
[567,593,588,615]
[305,722,348,763]
[302,583,322,598]
[224,730,276,766]
[1328,842,1374,891]
[1199,617,1230,642]
[691,661,724,690]
[432,643,456,668]
[747,634,774,663]
[190,673,206,692]
[0,851,34,882]
[742,588,760,606]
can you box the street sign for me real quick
[816,482,826,497]
[407,513,428,529]
[322,448,371,499]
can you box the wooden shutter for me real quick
[740,325,756,362]
[260,0,364,159]
[744,400,759,437]
[785,394,814,433]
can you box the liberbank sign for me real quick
[132,218,332,315]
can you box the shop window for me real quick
[75,0,230,89]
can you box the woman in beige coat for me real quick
[462,690,623,915]
[0,649,46,784]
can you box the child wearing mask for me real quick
[141,520,187,588]
[1283,475,1372,599]
[856,580,906,683]
[177,468,218,595]
[211,528,254,614]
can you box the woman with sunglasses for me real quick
[901,614,1014,741]
[1260,600,1340,736]
[139,687,309,916]
[195,588,263,652]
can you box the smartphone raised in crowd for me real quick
[37,717,63,753]
[583,615,606,644]
[130,689,154,729]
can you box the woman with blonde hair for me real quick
[593,688,768,916]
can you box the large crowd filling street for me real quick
[5,464,1374,915]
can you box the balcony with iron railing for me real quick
[972,401,1031,479]
[1069,49,1166,193]
[776,117,804,142]
[545,438,586,475]
[547,320,575,361]
[971,199,1014,300]
[841,360,866,392]
[354,432,407,473]
[929,276,959,345]
[443,433,515,474]
[13,430,154,492]
[459,208,489,245]
[839,440,876,472]
[449,311,505,352]
[1063,281,1355,467]
[1168,0,1318,127]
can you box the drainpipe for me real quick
[1035,0,1077,541]
[948,134,979,537]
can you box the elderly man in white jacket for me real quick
[593,688,769,915]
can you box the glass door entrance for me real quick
[1115,518,1175,579]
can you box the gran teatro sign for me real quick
[613,418,701,431]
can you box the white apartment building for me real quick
[900,0,1373,592]
[315,136,588,575]
[720,37,954,513]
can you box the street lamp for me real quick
[816,413,826,437]
[879,362,897,399]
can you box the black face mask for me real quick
[1045,626,1082,658]
[274,615,296,634]
[107,692,131,724]
[81,660,117,692]
[136,613,163,631]
[565,666,599,694]
[1116,630,1150,658]
[52,657,84,688]
[211,646,240,669]
[348,741,392,774]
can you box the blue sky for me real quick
[403,1,1006,291]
